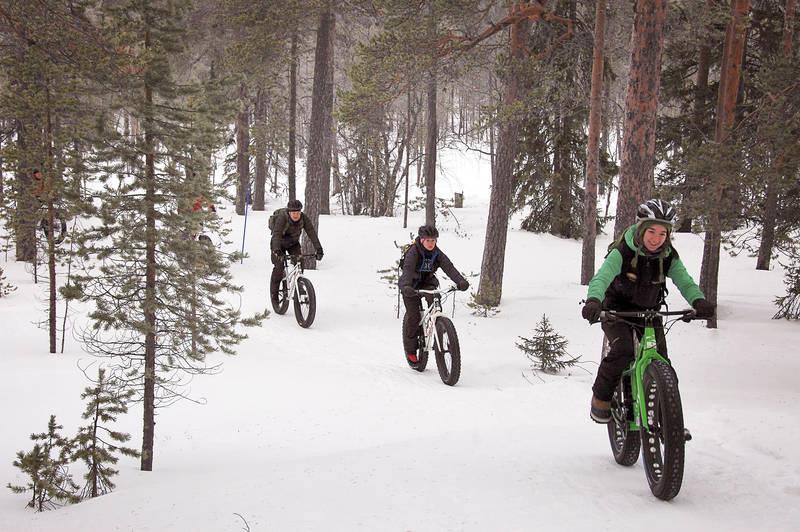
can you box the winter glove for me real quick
[271,250,283,265]
[457,279,470,291]
[315,248,324,261]
[581,298,602,323]
[692,298,715,319]
[401,286,416,298]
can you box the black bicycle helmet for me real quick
[418,225,439,239]
[287,199,303,212]
[636,199,677,227]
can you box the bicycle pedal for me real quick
[684,428,692,442]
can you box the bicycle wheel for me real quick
[293,277,316,328]
[607,377,641,466]
[640,360,685,501]
[272,279,290,315]
[434,317,461,386]
[402,311,428,371]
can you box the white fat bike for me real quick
[404,286,461,386]
[272,253,316,328]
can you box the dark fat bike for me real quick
[404,287,461,386]
[271,253,316,328]
[600,308,701,501]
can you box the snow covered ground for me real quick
[2,153,799,531]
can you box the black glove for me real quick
[457,279,470,291]
[315,248,324,261]
[271,250,283,265]
[692,298,715,319]
[582,298,602,323]
[401,286,415,298]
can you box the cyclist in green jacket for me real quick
[581,199,715,423]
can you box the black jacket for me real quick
[270,211,321,252]
[399,238,466,294]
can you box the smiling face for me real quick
[289,210,301,222]
[421,237,437,251]
[642,223,669,253]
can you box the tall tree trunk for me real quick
[44,82,57,354]
[302,2,335,268]
[423,67,437,227]
[613,0,667,237]
[582,0,607,285]
[403,88,412,228]
[235,82,250,215]
[14,119,36,262]
[477,13,529,306]
[141,25,156,473]
[288,31,298,202]
[677,0,713,233]
[551,0,578,239]
[756,0,795,270]
[320,23,335,216]
[253,87,266,211]
[700,0,749,329]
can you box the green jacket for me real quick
[587,225,704,310]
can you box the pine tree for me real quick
[72,368,139,499]
[0,265,16,296]
[517,314,581,374]
[73,0,264,471]
[774,254,800,320]
[467,288,500,318]
[7,415,80,511]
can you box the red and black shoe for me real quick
[406,352,418,365]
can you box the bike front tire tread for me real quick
[434,317,461,386]
[641,360,685,501]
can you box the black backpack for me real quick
[268,208,287,231]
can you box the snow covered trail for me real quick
[1,198,799,531]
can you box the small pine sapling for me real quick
[8,415,80,511]
[517,314,582,375]
[467,287,500,317]
[73,368,140,499]
[774,255,800,320]
[0,265,16,297]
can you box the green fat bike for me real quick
[599,308,701,501]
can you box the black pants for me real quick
[401,292,435,354]
[592,317,669,402]
[270,243,301,300]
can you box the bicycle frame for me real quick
[282,254,313,301]
[416,288,455,355]
[604,309,693,434]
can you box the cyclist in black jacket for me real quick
[399,225,469,364]
[269,199,323,306]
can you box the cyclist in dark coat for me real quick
[399,225,469,364]
[581,199,715,423]
[270,199,323,305]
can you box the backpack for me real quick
[398,241,414,270]
[268,208,287,231]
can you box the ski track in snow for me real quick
[2,187,799,530]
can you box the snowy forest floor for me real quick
[1,196,799,531]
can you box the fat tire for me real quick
[640,360,685,501]
[272,279,290,315]
[434,317,461,386]
[293,277,316,328]
[607,377,641,466]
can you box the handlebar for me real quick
[283,253,318,264]
[599,308,698,322]
[415,286,458,296]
